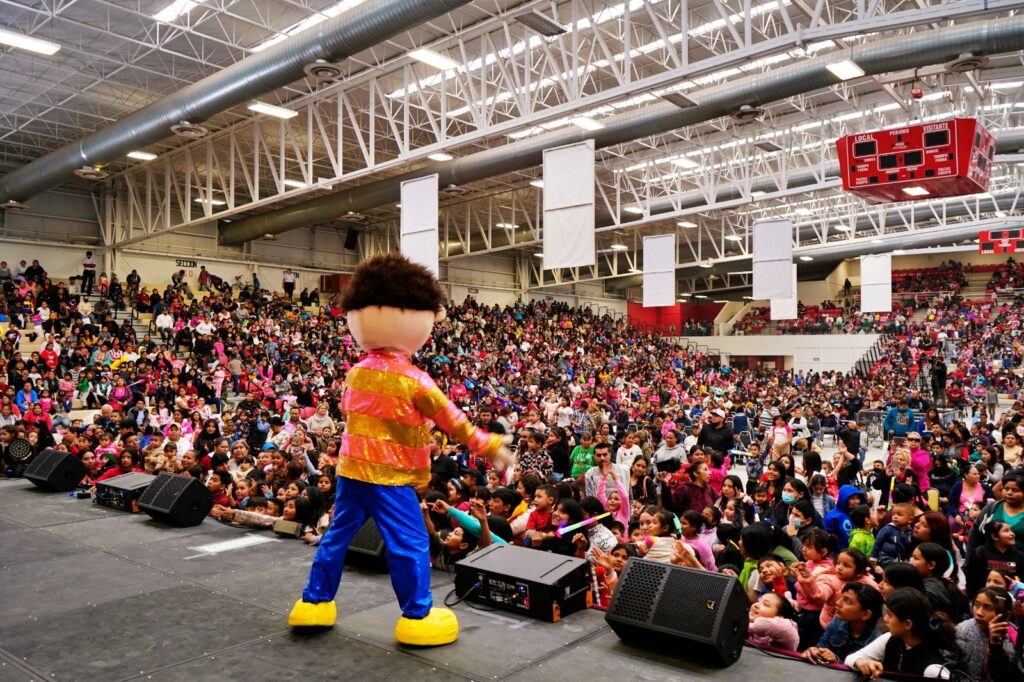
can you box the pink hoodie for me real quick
[796,569,878,629]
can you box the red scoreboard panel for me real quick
[979,229,1024,255]
[836,118,995,203]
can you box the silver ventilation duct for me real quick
[219,15,1024,245]
[0,0,475,204]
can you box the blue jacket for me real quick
[871,522,912,567]
[882,407,915,438]
[823,485,864,550]
[818,617,879,661]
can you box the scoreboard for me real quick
[979,229,1024,255]
[836,118,995,203]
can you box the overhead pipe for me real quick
[220,15,1024,245]
[0,0,476,204]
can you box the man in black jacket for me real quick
[696,409,734,455]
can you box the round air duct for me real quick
[170,122,210,139]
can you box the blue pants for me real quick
[302,476,433,619]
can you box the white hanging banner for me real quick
[861,253,893,313]
[752,219,794,300]
[400,174,439,276]
[643,234,676,307]
[770,264,798,320]
[543,140,595,269]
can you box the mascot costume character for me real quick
[288,253,511,646]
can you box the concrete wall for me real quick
[681,334,881,373]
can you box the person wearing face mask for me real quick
[770,477,820,529]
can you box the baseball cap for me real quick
[712,409,726,418]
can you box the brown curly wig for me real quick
[340,253,445,313]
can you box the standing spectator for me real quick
[198,266,211,291]
[282,268,297,300]
[81,250,97,295]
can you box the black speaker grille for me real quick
[651,569,728,635]
[26,449,63,478]
[138,474,190,512]
[350,518,385,554]
[614,559,666,623]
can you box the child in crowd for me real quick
[871,502,914,567]
[802,583,882,665]
[847,504,876,558]
[845,588,959,679]
[955,587,1014,682]
[823,484,865,551]
[678,509,717,571]
[911,542,970,621]
[965,520,1024,598]
[794,527,835,648]
[746,592,799,651]
[794,547,878,630]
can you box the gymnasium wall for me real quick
[681,334,882,373]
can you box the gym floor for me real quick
[0,479,850,681]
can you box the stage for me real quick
[0,479,851,681]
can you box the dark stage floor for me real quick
[0,479,853,681]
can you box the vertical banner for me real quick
[543,140,595,269]
[860,253,892,313]
[400,174,439,277]
[643,234,676,307]
[770,264,798,320]
[752,219,794,300]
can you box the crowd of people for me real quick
[3,255,1024,679]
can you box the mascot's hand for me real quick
[491,435,514,470]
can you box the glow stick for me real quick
[555,512,610,537]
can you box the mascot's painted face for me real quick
[347,305,446,356]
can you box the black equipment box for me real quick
[95,472,155,512]
[453,544,591,622]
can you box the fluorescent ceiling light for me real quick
[799,255,813,261]
[533,252,544,258]
[794,208,814,216]
[529,180,544,188]
[127,151,157,161]
[672,157,700,169]
[194,197,226,206]
[834,224,852,232]
[610,244,629,251]
[153,0,203,23]
[513,9,567,37]
[409,48,459,71]
[283,179,308,189]
[677,220,697,228]
[571,116,605,131]
[751,190,768,198]
[0,27,61,55]
[395,203,401,208]
[714,300,728,303]
[902,186,930,197]
[699,261,713,269]
[893,249,905,254]
[248,101,298,119]
[428,152,454,161]
[694,295,708,299]
[725,235,743,242]
[623,206,644,215]
[826,59,866,81]
[496,223,518,229]
[251,0,368,53]
[661,92,698,109]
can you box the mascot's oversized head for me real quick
[341,253,446,356]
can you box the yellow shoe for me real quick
[393,607,459,646]
[288,599,337,627]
